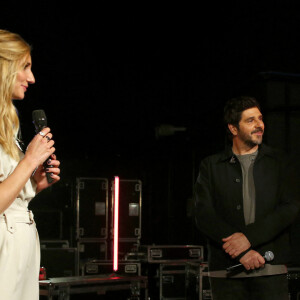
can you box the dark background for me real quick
[2,3,300,262]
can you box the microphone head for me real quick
[264,251,274,262]
[32,110,47,132]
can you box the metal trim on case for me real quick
[189,248,202,258]
[150,249,163,258]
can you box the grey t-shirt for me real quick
[236,151,258,225]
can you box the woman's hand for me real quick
[33,154,61,193]
[24,127,60,193]
[25,127,56,168]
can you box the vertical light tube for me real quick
[113,176,119,272]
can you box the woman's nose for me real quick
[27,71,35,84]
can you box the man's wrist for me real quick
[236,247,252,262]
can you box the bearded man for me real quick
[194,96,300,300]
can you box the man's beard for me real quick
[238,128,264,148]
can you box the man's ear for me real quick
[228,124,238,136]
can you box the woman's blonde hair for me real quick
[0,29,31,160]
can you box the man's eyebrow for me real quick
[244,114,263,121]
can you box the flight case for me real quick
[76,177,109,239]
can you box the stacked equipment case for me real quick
[40,240,78,278]
[186,262,211,300]
[133,245,205,300]
[40,176,212,299]
[75,177,143,275]
[110,178,142,260]
[76,177,109,270]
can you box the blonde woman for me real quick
[0,29,60,299]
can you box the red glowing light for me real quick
[113,176,119,272]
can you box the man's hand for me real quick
[239,250,265,270]
[222,232,251,258]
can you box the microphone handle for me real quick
[226,263,243,272]
[35,126,54,184]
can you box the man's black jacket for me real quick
[194,144,300,271]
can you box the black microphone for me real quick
[32,109,54,183]
[226,251,274,272]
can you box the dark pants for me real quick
[209,274,289,300]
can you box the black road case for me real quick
[41,247,79,278]
[287,267,300,300]
[186,262,211,300]
[108,238,140,261]
[111,179,142,240]
[159,263,186,300]
[77,238,107,263]
[81,260,141,276]
[139,245,204,263]
[76,177,108,239]
[39,274,148,299]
